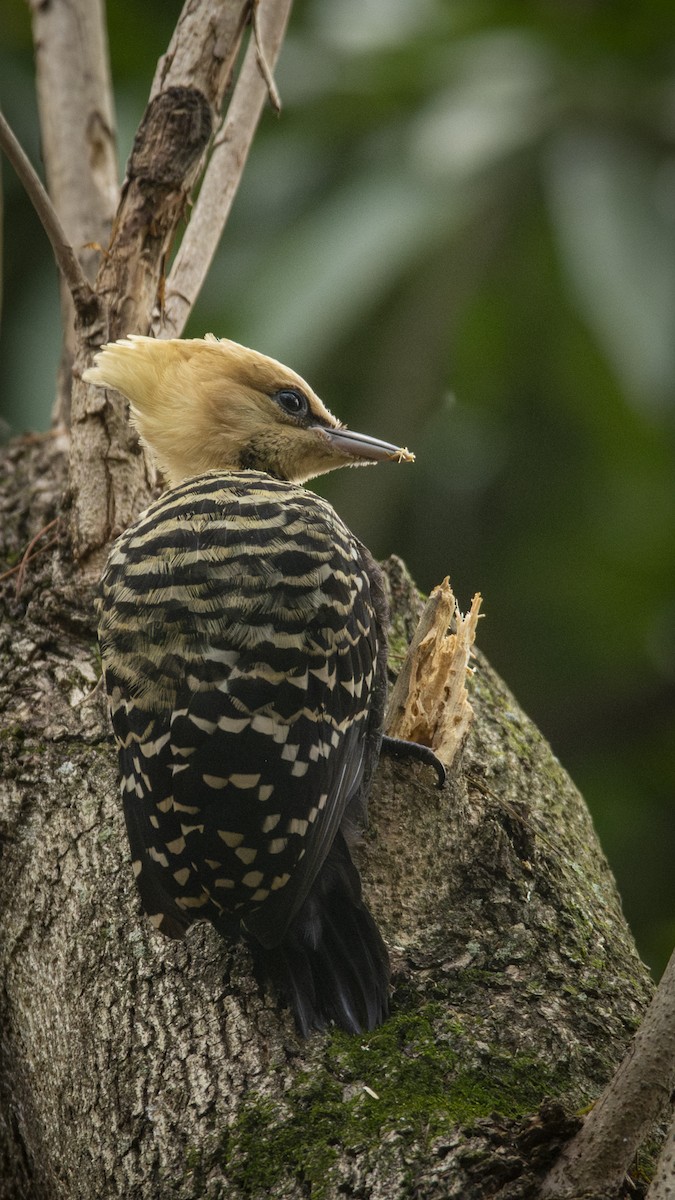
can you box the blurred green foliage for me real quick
[1,0,674,975]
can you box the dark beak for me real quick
[311,425,414,464]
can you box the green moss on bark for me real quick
[215,1004,573,1198]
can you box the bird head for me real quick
[83,334,414,486]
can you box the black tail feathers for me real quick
[246,834,390,1036]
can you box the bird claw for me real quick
[379,735,446,788]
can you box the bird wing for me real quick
[166,567,379,948]
[101,472,383,948]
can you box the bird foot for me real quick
[380,735,446,788]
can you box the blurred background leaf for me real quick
[1,0,673,975]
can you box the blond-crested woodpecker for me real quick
[84,334,417,1035]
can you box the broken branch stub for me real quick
[386,578,482,770]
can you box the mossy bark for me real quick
[0,436,652,1200]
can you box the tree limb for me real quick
[158,0,293,339]
[541,944,675,1196]
[647,1102,675,1198]
[0,111,98,325]
[150,0,250,101]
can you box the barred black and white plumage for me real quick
[85,334,416,1034]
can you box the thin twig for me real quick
[75,672,106,710]
[0,111,98,321]
[14,537,60,599]
[252,0,282,113]
[0,518,61,597]
[157,0,293,338]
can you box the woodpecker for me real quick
[84,334,416,1035]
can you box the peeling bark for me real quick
[0,437,654,1200]
[386,579,481,766]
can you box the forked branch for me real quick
[68,0,286,571]
[158,0,293,338]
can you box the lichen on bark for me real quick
[0,435,653,1200]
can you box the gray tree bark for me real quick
[541,944,675,1197]
[0,433,653,1200]
[28,0,118,427]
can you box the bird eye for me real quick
[273,388,308,418]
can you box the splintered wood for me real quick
[385,580,482,770]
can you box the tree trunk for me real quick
[0,434,652,1200]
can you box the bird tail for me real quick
[246,833,390,1036]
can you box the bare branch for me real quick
[542,944,675,1196]
[150,0,250,102]
[0,111,98,323]
[158,0,293,339]
[647,1104,675,1198]
[27,0,118,424]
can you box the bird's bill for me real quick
[311,425,415,464]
